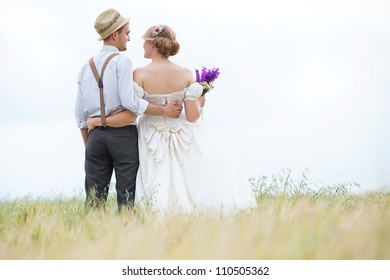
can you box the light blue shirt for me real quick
[75,45,148,129]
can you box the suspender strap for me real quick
[89,53,120,126]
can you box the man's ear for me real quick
[111,31,118,41]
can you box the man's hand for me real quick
[165,100,183,118]
[87,118,101,133]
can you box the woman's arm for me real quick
[184,95,205,122]
[87,110,137,132]
[183,69,205,122]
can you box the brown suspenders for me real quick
[89,53,120,126]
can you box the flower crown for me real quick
[152,25,164,37]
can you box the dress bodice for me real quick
[134,82,202,106]
[142,91,186,106]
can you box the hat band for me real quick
[97,12,120,34]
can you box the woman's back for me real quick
[134,61,193,95]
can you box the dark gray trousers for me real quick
[84,125,139,211]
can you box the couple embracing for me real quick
[75,8,255,213]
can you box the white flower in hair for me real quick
[152,25,164,37]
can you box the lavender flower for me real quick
[195,67,220,95]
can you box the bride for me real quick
[88,25,255,212]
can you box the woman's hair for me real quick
[142,25,180,57]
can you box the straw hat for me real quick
[94,8,129,41]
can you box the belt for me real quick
[96,125,136,130]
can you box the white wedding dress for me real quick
[134,82,256,212]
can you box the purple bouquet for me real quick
[195,67,220,96]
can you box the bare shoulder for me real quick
[176,64,195,84]
[133,66,148,76]
[176,64,193,75]
[133,66,148,85]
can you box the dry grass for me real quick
[1,172,389,260]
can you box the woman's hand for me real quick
[87,118,101,133]
[199,95,206,108]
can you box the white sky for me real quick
[1,0,389,199]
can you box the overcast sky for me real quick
[1,0,389,199]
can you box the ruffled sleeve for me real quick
[133,82,145,98]
[184,83,202,101]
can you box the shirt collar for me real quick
[101,45,120,52]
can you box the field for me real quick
[1,172,389,260]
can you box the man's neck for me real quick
[102,44,120,52]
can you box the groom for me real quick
[75,8,182,212]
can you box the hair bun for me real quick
[143,25,180,57]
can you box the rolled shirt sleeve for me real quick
[75,65,88,129]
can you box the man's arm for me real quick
[80,128,89,146]
[87,110,137,132]
[144,101,182,118]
